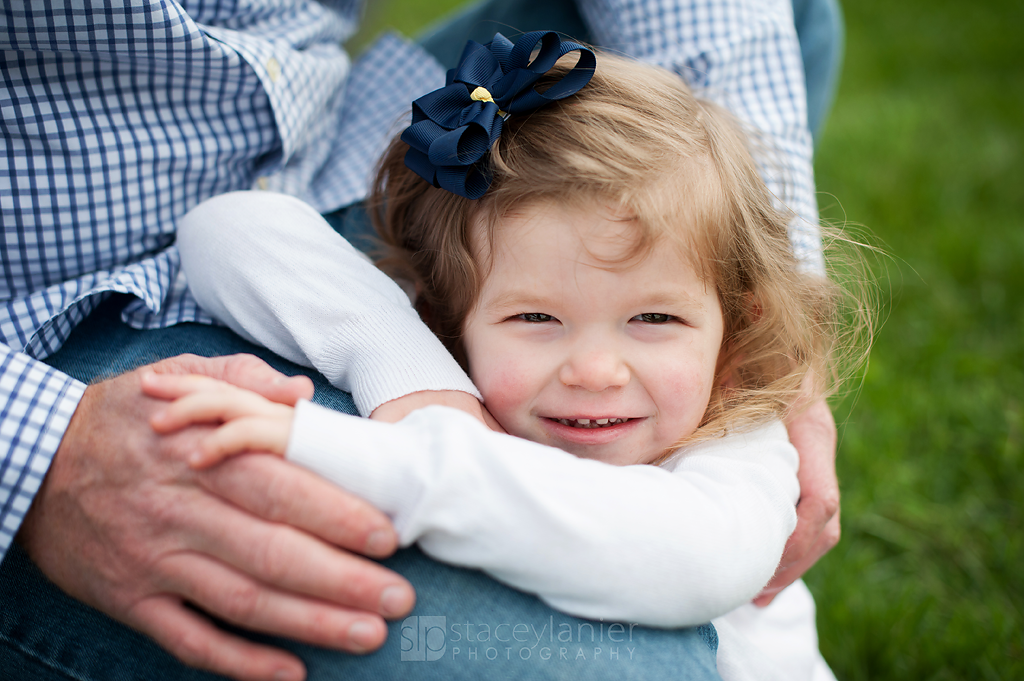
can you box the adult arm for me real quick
[0,348,85,556]
[178,191,480,418]
[576,0,823,270]
[288,401,800,627]
[756,397,839,605]
[13,353,415,681]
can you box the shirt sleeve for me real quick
[288,401,799,626]
[577,0,824,272]
[177,191,481,417]
[0,347,86,559]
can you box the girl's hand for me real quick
[143,372,295,469]
[371,390,505,433]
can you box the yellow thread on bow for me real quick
[470,86,494,103]
[470,86,509,119]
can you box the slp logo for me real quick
[400,616,447,661]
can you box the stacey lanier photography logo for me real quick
[400,615,640,663]
[400,616,448,661]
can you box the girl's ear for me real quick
[715,292,761,389]
[414,291,432,327]
[715,343,741,390]
[744,291,764,322]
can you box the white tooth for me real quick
[595,419,609,425]
[577,419,590,426]
[559,419,570,426]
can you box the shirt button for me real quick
[266,57,281,83]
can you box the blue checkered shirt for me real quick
[1,0,819,557]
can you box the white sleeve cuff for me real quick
[320,306,481,416]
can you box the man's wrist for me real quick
[1,351,86,557]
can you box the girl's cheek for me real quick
[659,362,716,416]
[473,358,534,421]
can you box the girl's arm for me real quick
[145,375,798,627]
[177,191,480,417]
[290,400,798,627]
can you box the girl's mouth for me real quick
[552,417,631,429]
[539,415,646,454]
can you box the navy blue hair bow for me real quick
[401,31,596,200]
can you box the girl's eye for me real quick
[634,313,675,324]
[517,313,555,323]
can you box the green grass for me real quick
[356,2,1024,677]
[347,1,468,53]
[812,0,1023,678]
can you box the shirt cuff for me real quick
[319,306,481,416]
[0,350,86,558]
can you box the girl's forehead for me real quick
[471,205,720,313]
[473,198,708,278]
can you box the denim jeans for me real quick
[0,295,720,680]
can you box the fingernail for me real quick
[348,621,378,650]
[273,668,301,681]
[365,529,394,556]
[380,585,412,618]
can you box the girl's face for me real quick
[462,200,725,465]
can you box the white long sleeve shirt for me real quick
[291,401,799,626]
[177,190,836,681]
[288,401,835,681]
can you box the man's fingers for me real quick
[777,489,840,572]
[151,353,314,405]
[200,454,401,559]
[181,489,413,618]
[141,371,228,402]
[759,394,840,606]
[158,554,390,654]
[23,363,400,680]
[793,488,840,552]
[130,596,306,681]
[755,510,841,606]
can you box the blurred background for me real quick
[353,1,1023,678]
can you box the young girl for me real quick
[152,33,864,681]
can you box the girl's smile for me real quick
[540,415,646,447]
[461,200,726,466]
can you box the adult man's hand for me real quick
[755,397,841,606]
[17,354,415,681]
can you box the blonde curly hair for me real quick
[371,51,872,448]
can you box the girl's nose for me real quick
[558,346,630,392]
